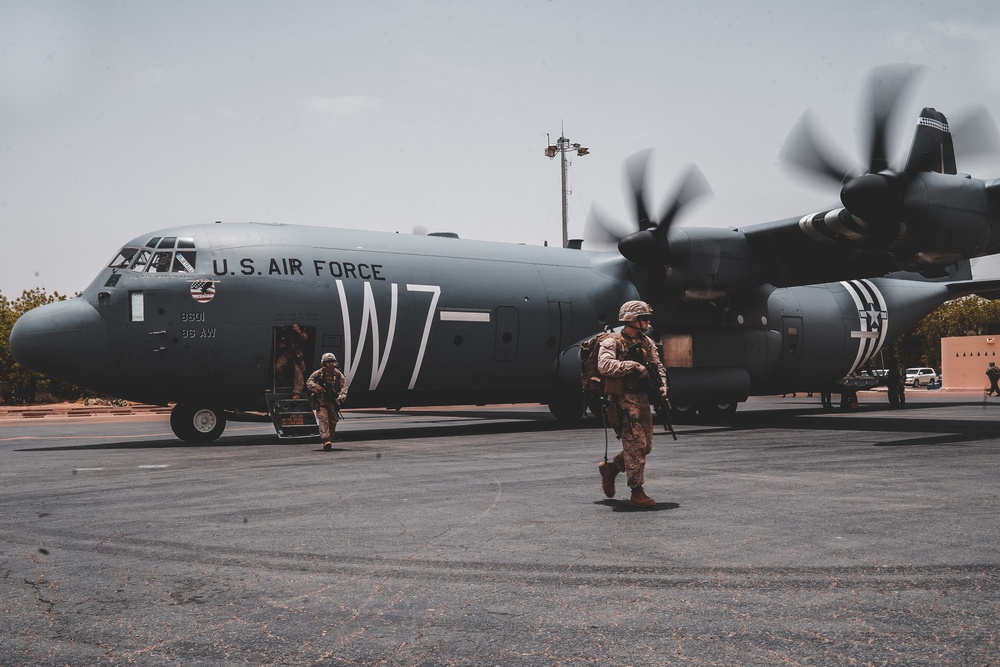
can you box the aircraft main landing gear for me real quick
[170,402,227,442]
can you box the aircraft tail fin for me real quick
[902,108,957,175]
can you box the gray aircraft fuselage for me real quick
[11,222,954,428]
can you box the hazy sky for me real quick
[3,1,1000,297]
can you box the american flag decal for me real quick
[190,280,217,303]
[841,279,888,375]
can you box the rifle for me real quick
[309,374,343,419]
[627,342,677,440]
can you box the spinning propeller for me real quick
[586,150,712,266]
[781,64,1000,244]
[780,64,923,235]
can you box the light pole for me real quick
[545,132,589,248]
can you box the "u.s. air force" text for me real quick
[212,257,385,280]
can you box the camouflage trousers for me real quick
[612,392,654,489]
[314,400,341,442]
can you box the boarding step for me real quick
[265,392,319,439]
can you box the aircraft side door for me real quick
[771,315,804,384]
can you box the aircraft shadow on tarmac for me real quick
[16,401,1000,452]
[715,401,1000,448]
[15,411,566,452]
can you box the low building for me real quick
[940,335,1000,390]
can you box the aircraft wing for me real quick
[740,217,898,287]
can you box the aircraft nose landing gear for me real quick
[170,402,227,442]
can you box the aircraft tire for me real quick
[548,392,585,423]
[697,401,738,422]
[669,402,697,424]
[170,403,227,442]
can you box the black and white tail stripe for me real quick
[917,116,949,133]
[841,279,888,374]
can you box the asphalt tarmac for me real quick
[1,392,998,666]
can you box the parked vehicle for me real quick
[905,367,941,387]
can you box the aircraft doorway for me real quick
[267,324,320,439]
[776,316,804,381]
[270,324,316,396]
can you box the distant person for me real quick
[886,357,905,407]
[820,391,833,409]
[596,300,668,509]
[895,359,907,406]
[306,353,349,451]
[986,361,1000,396]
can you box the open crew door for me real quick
[267,324,320,438]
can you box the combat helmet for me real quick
[619,300,653,322]
[321,352,339,364]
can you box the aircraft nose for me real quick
[9,298,108,386]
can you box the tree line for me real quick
[0,288,81,404]
[3,288,1000,404]
[886,294,1000,370]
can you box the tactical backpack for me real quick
[580,330,626,399]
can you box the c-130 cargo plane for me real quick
[10,65,1000,442]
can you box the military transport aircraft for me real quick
[10,65,1000,442]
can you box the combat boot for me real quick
[598,454,623,498]
[630,486,656,508]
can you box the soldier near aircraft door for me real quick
[273,324,312,397]
[596,300,668,509]
[307,353,349,451]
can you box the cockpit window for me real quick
[147,251,173,273]
[107,238,198,275]
[131,248,153,271]
[172,252,196,272]
[108,247,139,269]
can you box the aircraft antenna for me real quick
[545,126,589,247]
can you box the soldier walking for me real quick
[306,353,349,451]
[597,300,669,508]
[986,361,1000,396]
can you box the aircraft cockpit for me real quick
[104,236,197,287]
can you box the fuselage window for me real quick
[130,291,144,322]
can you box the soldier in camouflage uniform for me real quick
[306,352,349,451]
[597,300,668,508]
[274,324,309,397]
